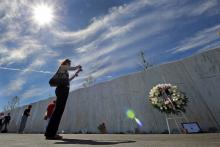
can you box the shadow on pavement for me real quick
[55,139,136,145]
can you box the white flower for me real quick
[164,100,170,105]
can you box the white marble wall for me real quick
[7,47,220,133]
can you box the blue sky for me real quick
[0,0,220,111]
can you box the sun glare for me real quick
[32,3,54,26]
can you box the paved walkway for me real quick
[0,133,219,147]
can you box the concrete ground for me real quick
[0,133,219,147]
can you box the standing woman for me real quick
[45,59,82,140]
[18,105,32,133]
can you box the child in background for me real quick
[44,100,56,121]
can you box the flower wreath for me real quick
[149,84,188,114]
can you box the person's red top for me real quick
[47,103,55,118]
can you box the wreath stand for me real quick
[158,73,189,134]
[165,111,189,134]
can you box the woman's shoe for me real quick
[45,134,63,140]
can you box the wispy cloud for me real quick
[170,24,220,54]
[0,0,59,65]
[52,0,165,44]
[0,79,26,96]
[0,37,42,65]
[21,87,45,99]
[190,0,218,16]
[53,0,220,90]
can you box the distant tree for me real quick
[83,75,96,88]
[138,50,153,71]
[4,96,20,112]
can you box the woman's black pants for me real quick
[45,86,69,137]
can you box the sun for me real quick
[32,3,54,26]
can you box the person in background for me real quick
[1,113,11,133]
[45,59,82,140]
[44,100,56,121]
[0,113,4,132]
[18,105,32,133]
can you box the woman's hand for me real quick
[65,65,82,71]
[76,65,82,69]
[69,67,83,81]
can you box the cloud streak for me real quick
[170,24,220,54]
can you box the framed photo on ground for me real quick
[181,122,201,133]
